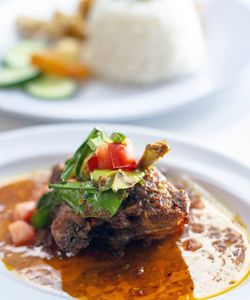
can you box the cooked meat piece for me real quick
[51,204,92,255]
[108,167,189,254]
[50,167,190,256]
[50,164,65,184]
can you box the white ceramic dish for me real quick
[0,0,250,122]
[0,123,249,300]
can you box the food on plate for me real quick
[0,39,89,99]
[50,166,189,256]
[31,51,91,79]
[24,76,78,100]
[0,0,207,99]
[0,66,40,88]
[83,0,207,84]
[0,128,249,299]
[16,0,93,40]
[3,40,45,68]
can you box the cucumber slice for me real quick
[4,40,45,68]
[0,67,41,87]
[24,76,78,100]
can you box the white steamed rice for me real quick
[84,0,207,85]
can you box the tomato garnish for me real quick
[8,220,35,246]
[88,155,99,172]
[109,143,137,170]
[88,142,137,171]
[14,201,36,222]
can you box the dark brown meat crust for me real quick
[51,204,92,255]
[50,167,190,256]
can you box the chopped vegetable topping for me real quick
[32,128,170,229]
[8,220,35,246]
[51,182,126,218]
[61,128,106,181]
[91,169,144,192]
[31,192,57,229]
[110,132,127,144]
[31,51,91,78]
[138,141,171,169]
[14,201,36,222]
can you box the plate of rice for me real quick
[0,0,249,121]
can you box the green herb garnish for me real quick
[91,169,144,192]
[61,128,105,182]
[32,129,171,230]
[50,181,126,218]
[31,192,58,229]
[110,132,127,144]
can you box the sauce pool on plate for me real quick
[0,173,249,300]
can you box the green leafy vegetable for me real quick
[50,181,126,218]
[91,169,144,192]
[112,169,144,192]
[91,169,117,191]
[83,189,126,217]
[61,128,105,182]
[49,181,96,191]
[110,132,127,144]
[31,129,173,229]
[61,129,129,182]
[31,192,58,229]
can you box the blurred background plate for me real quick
[0,0,250,121]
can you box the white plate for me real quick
[0,0,250,121]
[0,123,249,300]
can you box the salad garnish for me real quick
[32,128,170,228]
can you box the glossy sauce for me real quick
[0,174,249,300]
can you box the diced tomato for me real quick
[109,143,137,170]
[88,155,99,172]
[14,201,36,222]
[96,144,113,169]
[88,142,137,171]
[8,220,35,246]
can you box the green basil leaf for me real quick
[49,181,96,190]
[110,132,127,144]
[87,134,105,150]
[75,130,107,181]
[52,185,126,218]
[60,128,104,182]
[53,188,86,215]
[85,189,126,217]
[31,192,58,229]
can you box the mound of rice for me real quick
[84,0,207,85]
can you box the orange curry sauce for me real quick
[0,175,249,300]
[0,177,194,300]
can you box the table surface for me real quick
[0,0,250,168]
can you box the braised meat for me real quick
[51,166,190,256]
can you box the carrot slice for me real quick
[32,52,91,79]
